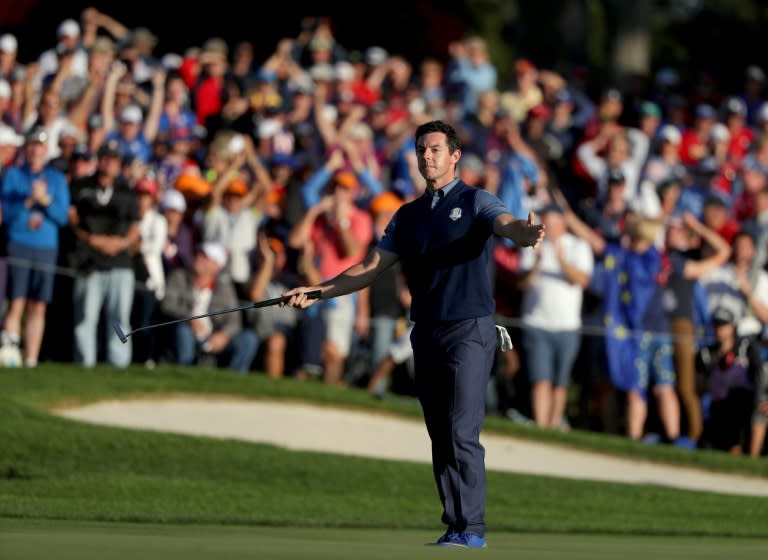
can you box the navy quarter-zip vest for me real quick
[393,181,496,322]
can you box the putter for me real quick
[113,290,321,344]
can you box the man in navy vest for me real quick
[282,120,545,548]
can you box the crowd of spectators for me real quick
[0,9,766,457]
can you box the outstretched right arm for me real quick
[282,246,399,309]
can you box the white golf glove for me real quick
[495,325,513,352]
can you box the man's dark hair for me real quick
[415,120,461,153]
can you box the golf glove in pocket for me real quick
[496,324,513,351]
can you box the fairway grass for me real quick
[2,363,768,559]
[2,519,767,560]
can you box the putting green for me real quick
[2,519,766,560]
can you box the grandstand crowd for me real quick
[0,9,766,457]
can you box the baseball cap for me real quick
[640,101,662,118]
[723,96,747,116]
[120,105,143,124]
[134,175,158,196]
[333,170,358,190]
[369,191,404,214]
[0,125,22,147]
[746,65,765,83]
[602,87,623,103]
[57,19,80,39]
[25,126,49,144]
[0,33,17,53]
[712,307,736,325]
[334,61,355,82]
[365,46,388,66]
[695,104,717,120]
[224,178,249,196]
[97,139,123,158]
[658,124,682,145]
[160,189,187,212]
[200,241,227,268]
[72,143,94,160]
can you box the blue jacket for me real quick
[1,164,70,249]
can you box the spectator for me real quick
[247,233,301,379]
[34,18,88,91]
[69,139,140,368]
[699,229,768,343]
[696,307,762,455]
[663,213,732,448]
[200,135,270,301]
[498,58,542,124]
[179,37,229,126]
[0,33,21,84]
[640,124,684,191]
[601,216,682,443]
[130,174,167,366]
[21,89,71,161]
[287,166,373,385]
[720,96,754,168]
[517,203,593,429]
[575,121,652,212]
[160,240,258,373]
[101,63,165,164]
[160,188,195,274]
[0,127,70,366]
[444,36,497,117]
[678,104,717,167]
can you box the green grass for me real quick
[1,363,768,558]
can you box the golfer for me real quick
[282,120,545,548]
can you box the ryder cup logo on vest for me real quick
[449,207,462,221]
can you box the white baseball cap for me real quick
[334,61,355,82]
[200,241,227,268]
[160,189,187,213]
[0,125,22,147]
[658,124,681,145]
[0,34,17,53]
[57,19,80,38]
[120,105,143,123]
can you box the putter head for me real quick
[113,321,128,344]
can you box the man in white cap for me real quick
[35,18,88,88]
[160,241,258,373]
[0,34,21,83]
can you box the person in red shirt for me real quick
[679,104,717,167]
[179,38,229,126]
[720,96,754,168]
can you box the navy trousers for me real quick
[411,315,496,537]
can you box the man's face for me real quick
[416,132,459,184]
[25,141,48,171]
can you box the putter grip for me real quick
[291,289,322,302]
